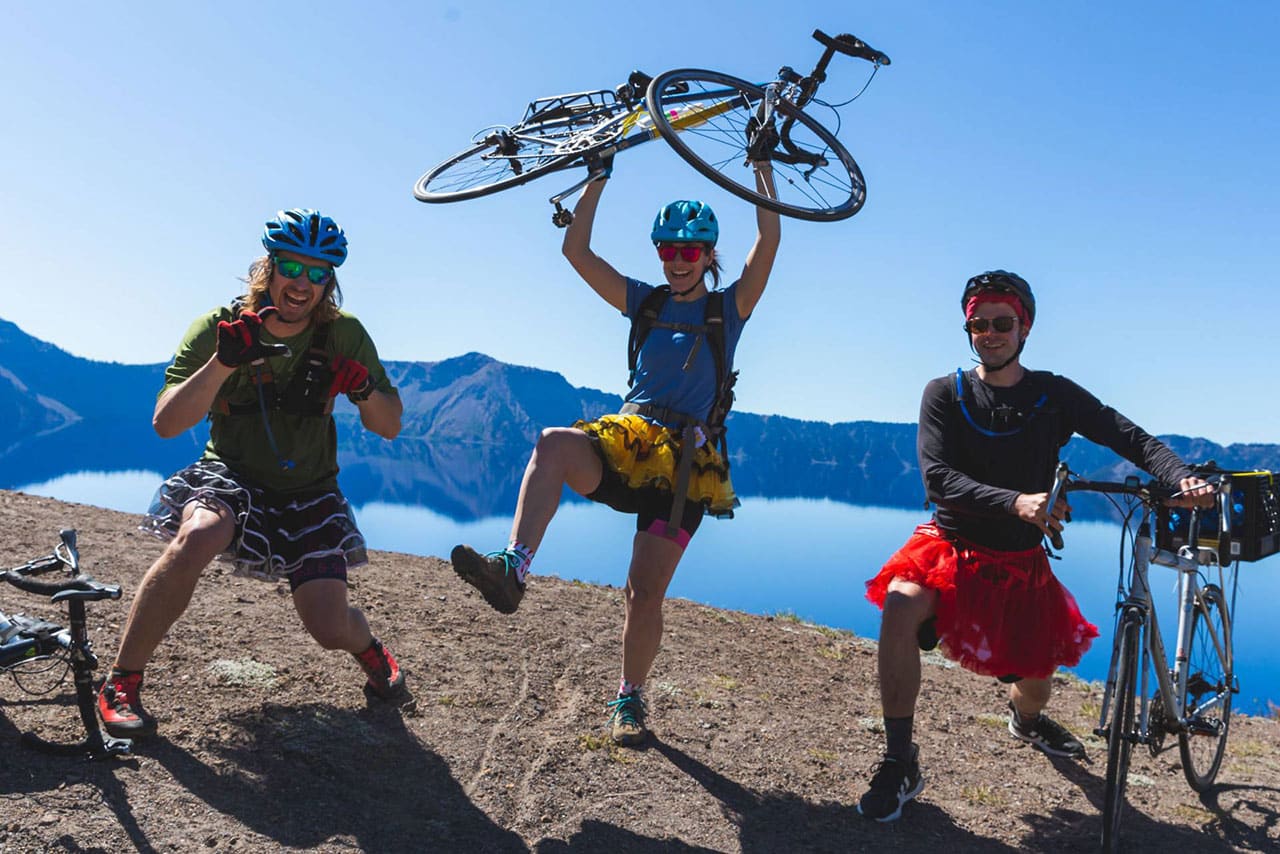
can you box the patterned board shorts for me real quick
[140,460,368,585]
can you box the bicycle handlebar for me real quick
[812,29,891,66]
[2,529,121,603]
[1064,478,1180,502]
[1048,467,1232,557]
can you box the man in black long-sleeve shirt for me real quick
[856,270,1210,823]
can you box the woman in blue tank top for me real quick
[451,154,780,747]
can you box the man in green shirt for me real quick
[98,209,406,739]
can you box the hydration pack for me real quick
[626,286,738,447]
[214,320,335,418]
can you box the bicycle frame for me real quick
[537,86,745,212]
[537,78,809,218]
[1096,500,1235,745]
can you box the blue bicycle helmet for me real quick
[651,200,718,245]
[962,270,1035,325]
[262,208,348,267]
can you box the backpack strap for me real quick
[625,288,740,537]
[953,367,1047,437]
[627,286,672,386]
[701,291,737,440]
[212,321,334,417]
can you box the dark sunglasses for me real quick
[274,256,334,286]
[964,316,1018,334]
[656,244,705,262]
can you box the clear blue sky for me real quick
[4,2,1277,443]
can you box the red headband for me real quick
[964,293,1031,329]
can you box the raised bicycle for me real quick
[1,529,131,759]
[413,28,890,225]
[1045,462,1277,851]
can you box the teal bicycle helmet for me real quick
[651,200,718,245]
[262,208,348,266]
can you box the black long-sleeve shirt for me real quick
[918,368,1192,551]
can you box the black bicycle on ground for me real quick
[413,28,890,225]
[1,529,131,759]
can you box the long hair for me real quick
[238,255,343,323]
[706,245,723,290]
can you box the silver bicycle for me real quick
[1046,462,1244,852]
[412,29,890,225]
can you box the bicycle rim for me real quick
[1102,616,1139,853]
[645,69,865,221]
[413,126,582,202]
[1178,584,1232,791]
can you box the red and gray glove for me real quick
[329,355,374,401]
[215,307,288,367]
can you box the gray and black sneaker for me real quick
[606,691,648,746]
[858,743,925,822]
[450,545,526,614]
[1007,702,1085,757]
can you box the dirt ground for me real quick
[0,489,1276,853]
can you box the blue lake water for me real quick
[16,470,1280,716]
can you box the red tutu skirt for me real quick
[866,523,1098,680]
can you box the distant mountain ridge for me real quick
[2,317,1276,519]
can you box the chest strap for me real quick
[213,323,334,417]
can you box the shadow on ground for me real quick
[148,700,527,853]
[1015,752,1280,852]
[0,697,151,852]
[647,739,1017,854]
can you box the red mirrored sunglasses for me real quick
[656,244,705,263]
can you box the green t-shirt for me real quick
[162,306,397,493]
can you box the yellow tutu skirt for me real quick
[574,414,738,517]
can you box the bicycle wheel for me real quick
[1102,614,1140,853]
[645,69,865,221]
[1178,583,1233,791]
[413,123,583,203]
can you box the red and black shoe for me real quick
[353,638,407,700]
[97,669,158,738]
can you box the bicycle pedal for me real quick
[1186,717,1222,738]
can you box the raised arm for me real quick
[561,176,628,313]
[734,162,782,319]
[153,356,235,438]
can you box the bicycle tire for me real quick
[1178,584,1233,791]
[413,125,585,203]
[645,69,865,221]
[1102,614,1140,853]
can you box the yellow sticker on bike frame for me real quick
[620,99,744,139]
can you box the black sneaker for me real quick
[1007,702,1085,757]
[858,743,925,822]
[450,545,526,614]
[606,691,648,746]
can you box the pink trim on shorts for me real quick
[644,519,692,549]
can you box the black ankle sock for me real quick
[884,715,914,760]
[1010,701,1039,725]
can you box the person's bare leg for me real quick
[877,579,938,718]
[113,501,235,671]
[291,578,372,653]
[508,427,603,551]
[1009,677,1052,716]
[619,532,684,687]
